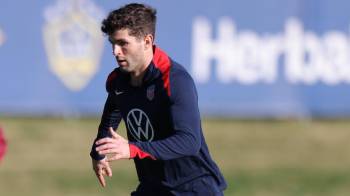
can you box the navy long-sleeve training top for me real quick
[90,46,227,190]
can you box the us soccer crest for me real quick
[147,85,155,101]
[42,0,105,91]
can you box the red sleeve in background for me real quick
[129,144,156,160]
[0,127,7,161]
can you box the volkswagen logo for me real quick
[126,108,154,142]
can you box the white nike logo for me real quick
[115,90,124,95]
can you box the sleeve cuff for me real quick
[129,144,156,160]
[90,150,105,161]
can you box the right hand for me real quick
[92,157,112,187]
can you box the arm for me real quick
[90,93,122,160]
[130,72,202,160]
[90,93,121,188]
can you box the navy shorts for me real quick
[131,175,224,196]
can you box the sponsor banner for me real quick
[0,0,350,117]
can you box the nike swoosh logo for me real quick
[115,90,124,95]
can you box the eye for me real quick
[118,41,128,46]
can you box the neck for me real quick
[130,50,153,86]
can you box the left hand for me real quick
[95,127,130,161]
[92,157,112,187]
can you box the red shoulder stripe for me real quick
[106,70,118,84]
[153,47,171,96]
[106,70,118,92]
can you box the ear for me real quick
[144,34,154,49]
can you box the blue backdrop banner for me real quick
[1,0,350,117]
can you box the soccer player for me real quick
[90,3,227,195]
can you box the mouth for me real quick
[117,59,127,66]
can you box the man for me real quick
[90,3,227,195]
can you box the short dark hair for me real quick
[101,3,157,39]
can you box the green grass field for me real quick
[1,117,350,196]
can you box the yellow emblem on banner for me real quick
[43,0,105,91]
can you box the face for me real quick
[109,29,148,73]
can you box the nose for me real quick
[112,44,122,56]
